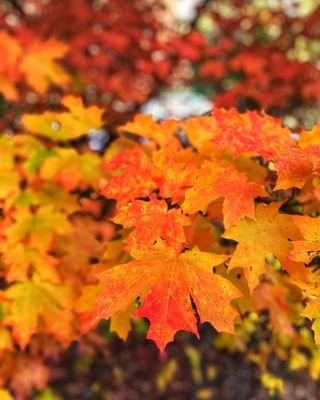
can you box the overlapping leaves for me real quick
[2,100,320,356]
[82,108,320,351]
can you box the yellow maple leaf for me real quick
[0,389,14,400]
[20,38,70,94]
[22,95,104,141]
[224,203,305,291]
[0,327,13,354]
[109,303,136,340]
[120,114,179,146]
[0,136,20,199]
[4,279,75,348]
[2,243,60,283]
[5,205,71,253]
[290,214,320,264]
[40,148,101,191]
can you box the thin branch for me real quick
[190,0,211,29]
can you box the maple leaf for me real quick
[113,196,191,252]
[0,327,13,355]
[230,51,268,75]
[223,203,304,291]
[0,75,18,101]
[252,280,299,336]
[7,355,50,399]
[184,214,220,252]
[233,155,268,185]
[80,243,240,352]
[0,171,20,199]
[109,303,136,340]
[152,139,198,202]
[76,283,104,314]
[4,206,71,253]
[0,390,13,400]
[39,148,101,191]
[289,215,320,264]
[299,125,320,148]
[22,96,104,141]
[304,305,320,344]
[0,31,22,100]
[101,145,157,208]
[27,182,80,215]
[299,271,320,343]
[183,109,293,160]
[102,239,130,267]
[4,279,75,348]
[201,60,226,78]
[0,32,21,76]
[2,244,60,283]
[182,162,263,228]
[274,146,320,190]
[20,38,70,94]
[120,114,179,146]
[54,216,114,281]
[181,111,318,191]
[76,278,134,340]
[0,136,20,199]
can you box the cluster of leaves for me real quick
[0,1,319,398]
[194,1,320,122]
[0,0,202,115]
[1,0,319,127]
[0,29,69,101]
[2,92,320,397]
[0,96,116,397]
[79,108,320,354]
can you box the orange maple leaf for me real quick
[0,31,22,100]
[274,146,320,190]
[20,38,70,94]
[182,162,264,228]
[113,196,191,252]
[299,125,320,148]
[101,145,157,208]
[120,114,179,146]
[80,243,240,352]
[183,108,294,160]
[252,281,298,336]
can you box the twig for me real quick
[190,0,211,29]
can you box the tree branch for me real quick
[190,0,211,29]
